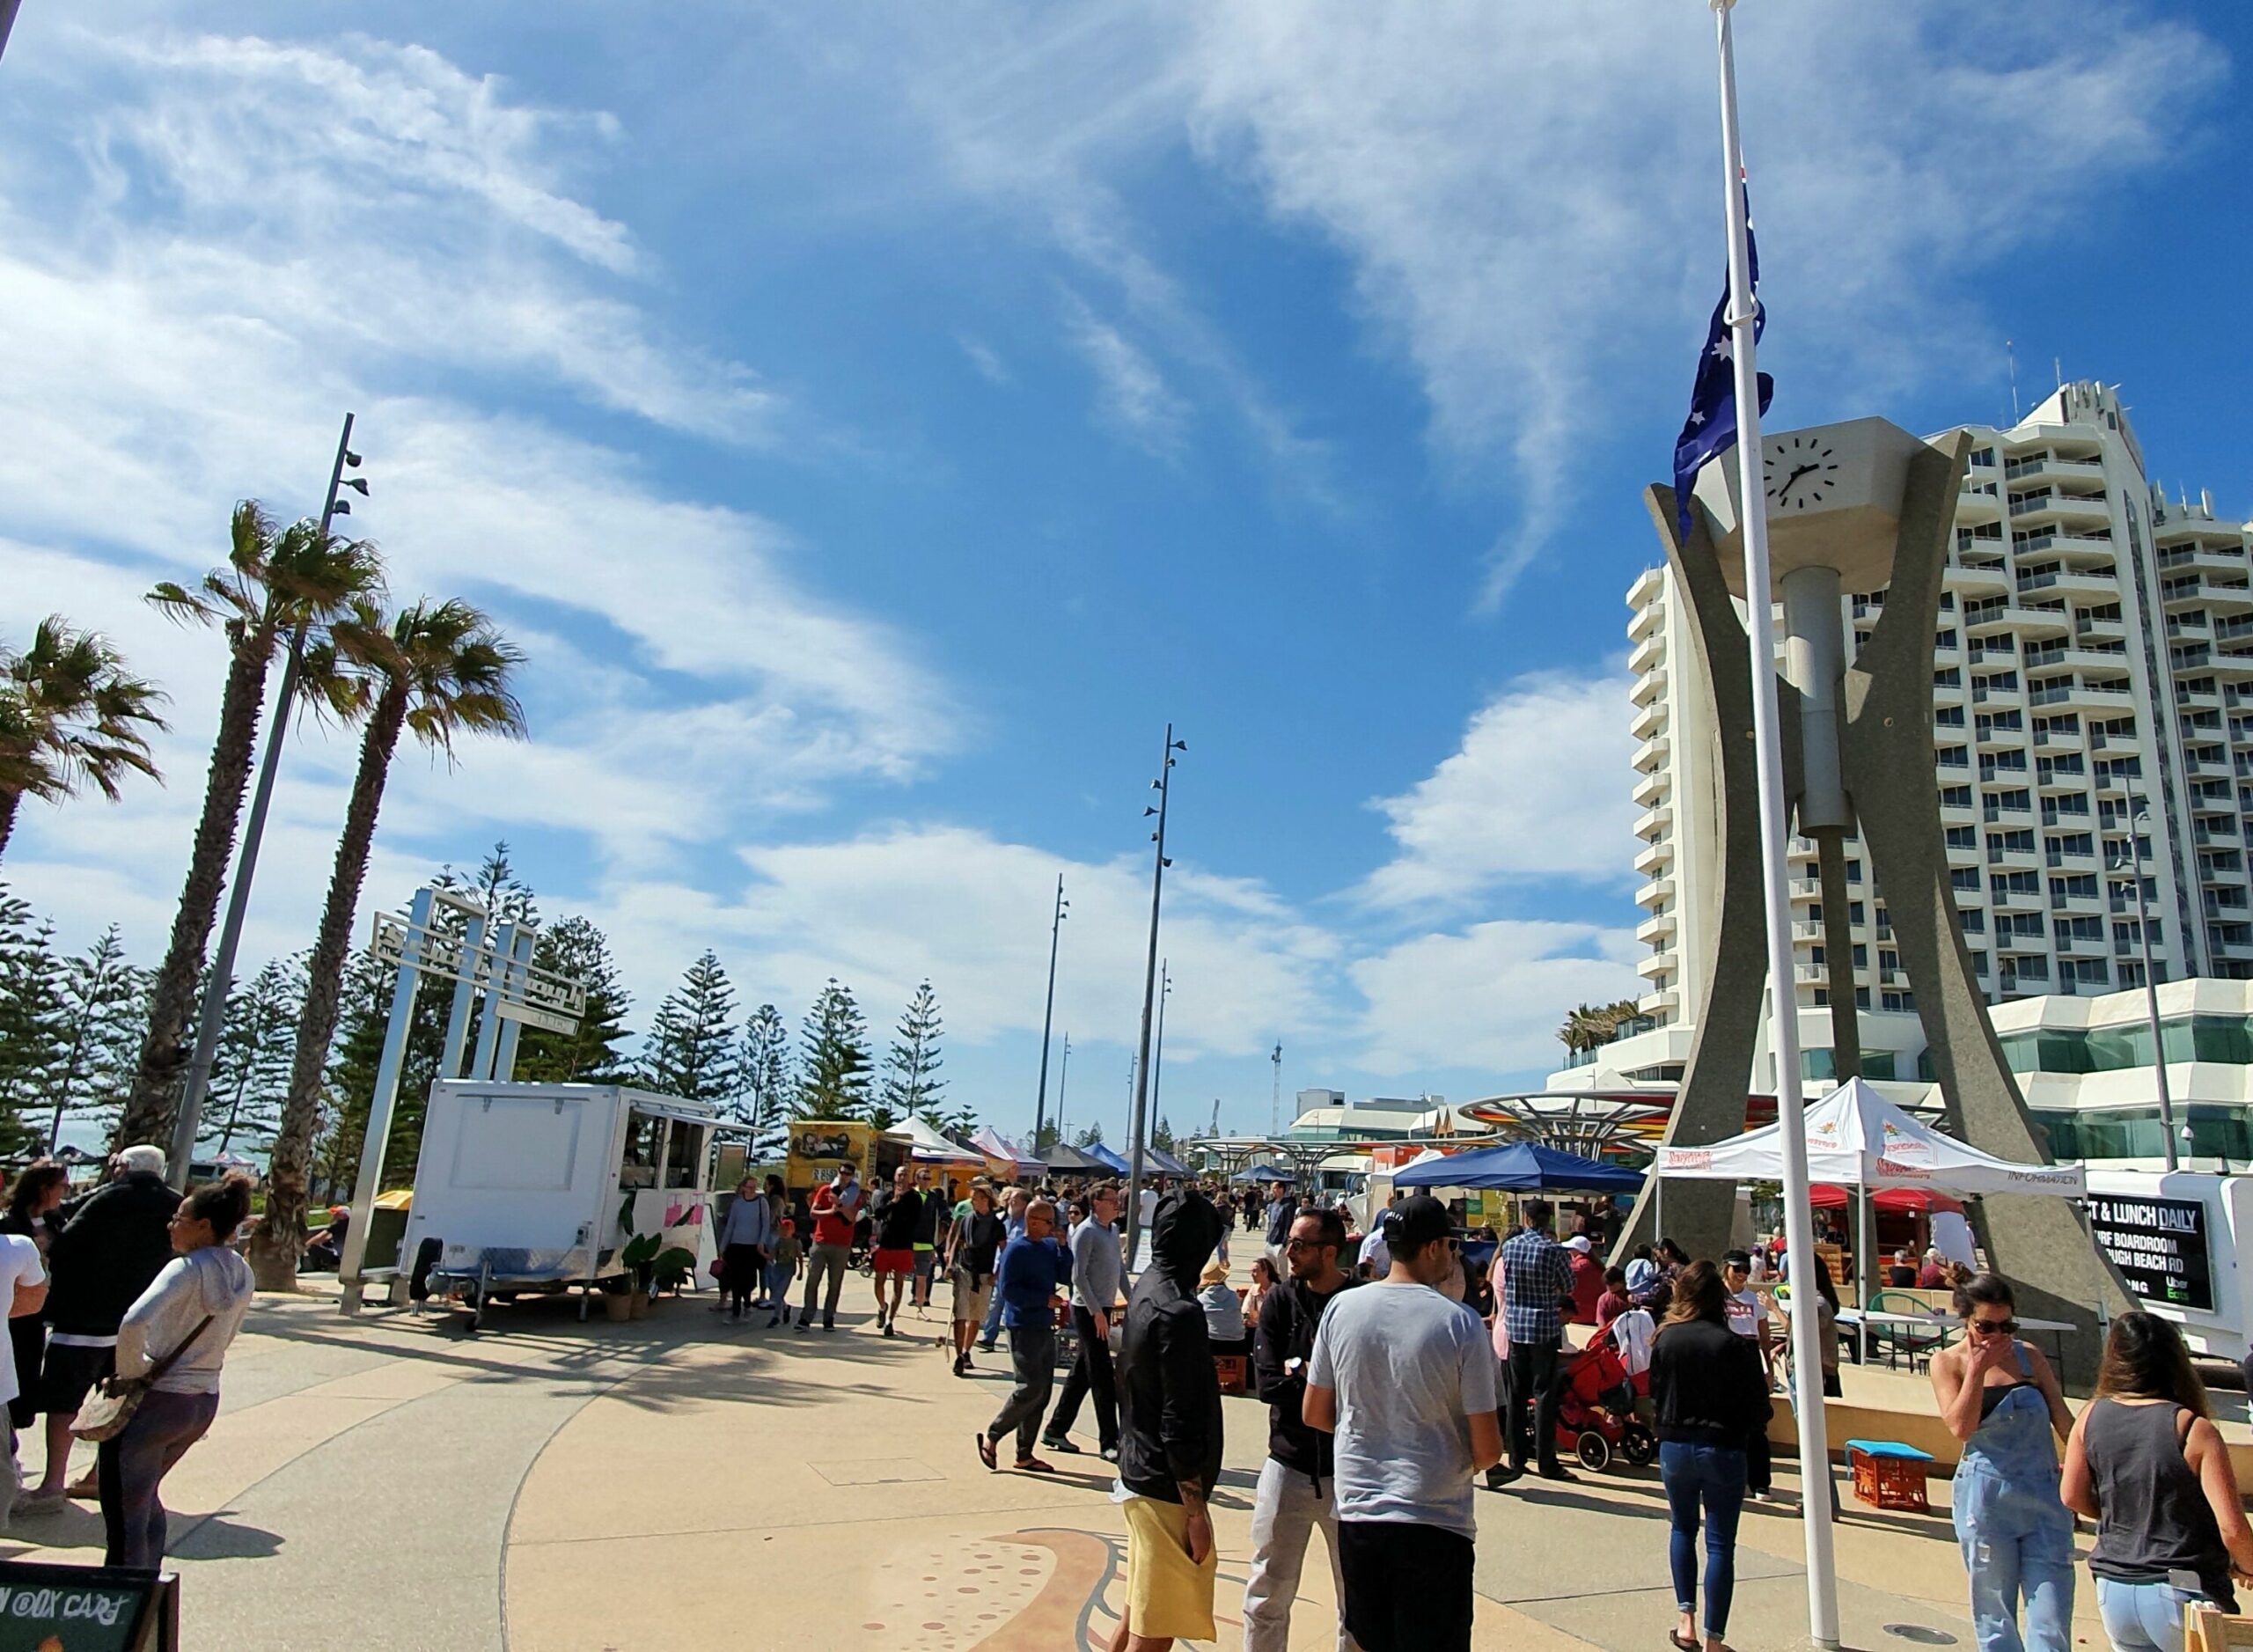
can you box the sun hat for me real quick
[1200,1258,1230,1286]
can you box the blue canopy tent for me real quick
[1145,1146,1193,1177]
[1084,1142,1132,1174]
[1392,1142,1643,1194]
[1230,1164,1295,1184]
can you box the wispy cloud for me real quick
[956,334,1012,385]
[1060,289,1186,453]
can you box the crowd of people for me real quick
[0,1145,256,1571]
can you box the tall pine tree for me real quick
[0,891,67,1152]
[882,980,947,1128]
[796,978,871,1120]
[204,953,302,1158]
[643,951,745,1105]
[43,924,147,1152]
[515,915,633,1083]
[740,1002,789,1133]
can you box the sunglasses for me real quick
[1282,1236,1335,1252]
[1969,1316,2018,1335]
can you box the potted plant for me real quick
[617,1230,695,1318]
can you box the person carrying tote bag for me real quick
[86,1177,256,1570]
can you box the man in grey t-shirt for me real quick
[1305,1194,1501,1652]
[1042,1181,1124,1460]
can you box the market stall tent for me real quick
[1394,1141,1645,1194]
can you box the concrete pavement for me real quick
[0,1283,2128,1649]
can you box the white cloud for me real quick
[956,334,1012,385]
[1361,669,1637,912]
[1352,920,1640,1077]
[1061,290,1186,453]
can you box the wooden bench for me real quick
[2187,1603,2253,1652]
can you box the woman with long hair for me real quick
[1931,1273,2074,1652]
[2,1161,70,1468]
[99,1175,256,1569]
[1244,1254,1278,1330]
[713,1175,773,1322]
[2061,1311,2253,1650]
[1649,1259,1770,1652]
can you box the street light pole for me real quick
[166,413,363,1187]
[1053,1033,1071,1148]
[1122,723,1184,1270]
[2126,808,2181,1171]
[1031,875,1067,1149]
[1149,961,1171,1128]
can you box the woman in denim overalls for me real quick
[1931,1274,2076,1652]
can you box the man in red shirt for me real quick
[798,1164,862,1333]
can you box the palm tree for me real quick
[252,598,524,1290]
[0,616,167,862]
[117,504,385,1149]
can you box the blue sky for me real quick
[4,2,2249,1146]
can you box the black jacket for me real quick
[1648,1317,1772,1449]
[45,1172,181,1339]
[1254,1274,1359,1479]
[1119,1188,1225,1504]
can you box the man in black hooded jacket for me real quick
[1112,1186,1224,1652]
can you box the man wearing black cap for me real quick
[1303,1193,1501,1652]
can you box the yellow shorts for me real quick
[1120,1494,1217,1641]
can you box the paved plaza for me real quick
[0,1284,2145,1650]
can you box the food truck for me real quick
[782,1119,914,1221]
[2083,1169,2253,1362]
[401,1080,721,1320]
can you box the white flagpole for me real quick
[1710,2,1840,1644]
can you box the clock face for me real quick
[1764,431,1842,512]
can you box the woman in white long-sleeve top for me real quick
[99,1174,256,1569]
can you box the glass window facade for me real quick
[2000,1013,2253,1074]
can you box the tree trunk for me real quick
[117,632,274,1150]
[251,693,402,1293]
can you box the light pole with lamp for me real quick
[1149,961,1171,1129]
[2115,804,2182,1171]
[1031,875,1068,1151]
[1122,723,1184,1270]
[168,413,367,1187]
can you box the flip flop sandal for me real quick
[975,1434,998,1472]
[1670,1632,1701,1651]
[1013,1457,1057,1474]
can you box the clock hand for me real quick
[1776,462,1817,501]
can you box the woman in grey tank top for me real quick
[2060,1312,2253,1651]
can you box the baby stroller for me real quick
[1552,1333,1655,1472]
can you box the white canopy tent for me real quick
[1653,1078,2086,1355]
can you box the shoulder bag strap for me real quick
[142,1315,217,1384]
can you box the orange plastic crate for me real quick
[1846,1441,1933,1513]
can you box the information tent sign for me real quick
[2088,1193,2215,1312]
[0,1563,178,1651]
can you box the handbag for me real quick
[71,1316,215,1443]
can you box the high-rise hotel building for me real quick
[1620,381,2253,1083]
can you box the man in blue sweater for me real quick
[975,1197,1071,1474]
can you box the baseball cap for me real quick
[1381,1193,1455,1249]
[1565,1235,1593,1254]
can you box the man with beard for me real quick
[1112,1186,1226,1652]
[1241,1204,1362,1651]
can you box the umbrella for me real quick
[1393,1142,1644,1193]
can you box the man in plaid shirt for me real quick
[1489,1198,1575,1487]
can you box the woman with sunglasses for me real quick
[1930,1273,2075,1652]
[2059,1311,2253,1651]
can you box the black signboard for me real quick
[0,1563,176,1651]
[2088,1193,2214,1312]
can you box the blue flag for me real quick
[1673,210,1773,540]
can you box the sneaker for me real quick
[953,1355,971,1377]
[767,1314,782,1328]
[976,1341,997,1354]
[11,1492,64,1518]
[1099,1445,1119,1464]
[823,1318,837,1332]
[1485,1466,1523,1491]
[883,1322,897,1339]
[796,1320,811,1334]
[1038,1434,1081,1455]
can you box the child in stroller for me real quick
[1552,1331,1655,1472]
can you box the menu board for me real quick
[0,1563,175,1652]
[2088,1193,2214,1312]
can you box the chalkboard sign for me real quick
[0,1563,176,1652]
[2088,1193,2214,1312]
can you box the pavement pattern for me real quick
[0,1284,2132,1649]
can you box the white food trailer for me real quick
[2083,1168,2253,1363]
[401,1079,721,1323]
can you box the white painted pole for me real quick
[338,886,434,1312]
[1710,3,1840,1641]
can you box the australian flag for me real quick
[1673,205,1772,540]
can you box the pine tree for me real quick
[1073,1120,1105,1149]
[884,980,947,1126]
[796,978,872,1120]
[435,841,539,1063]
[42,924,147,1151]
[643,951,745,1105]
[1152,1114,1175,1154]
[1031,1120,1059,1156]
[740,1002,789,1132]
[515,915,633,1083]
[204,954,302,1158]
[0,891,67,1152]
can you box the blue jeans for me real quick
[2095,1578,2207,1652]
[1660,1441,1747,1639]
[1953,1452,2074,1652]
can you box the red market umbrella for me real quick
[1808,1183,1963,1215]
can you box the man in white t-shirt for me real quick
[1305,1194,1501,1652]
